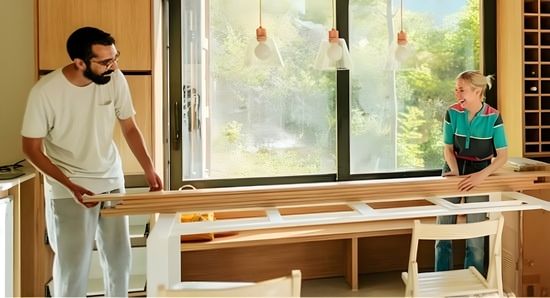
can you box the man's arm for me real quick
[118,116,163,191]
[21,136,96,207]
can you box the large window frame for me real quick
[166,0,497,190]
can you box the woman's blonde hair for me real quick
[456,70,494,99]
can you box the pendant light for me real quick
[395,0,412,64]
[246,0,283,67]
[314,0,352,71]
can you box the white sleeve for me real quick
[113,70,136,120]
[21,86,50,138]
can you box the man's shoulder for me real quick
[33,69,64,91]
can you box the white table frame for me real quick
[146,191,550,296]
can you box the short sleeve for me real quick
[493,114,508,149]
[112,70,136,120]
[21,87,50,138]
[443,110,454,145]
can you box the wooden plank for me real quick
[87,170,550,216]
[179,218,422,252]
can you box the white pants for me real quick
[45,193,131,297]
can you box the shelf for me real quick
[525,48,539,61]
[542,83,550,93]
[526,64,539,77]
[525,151,550,157]
[525,32,539,46]
[523,0,550,158]
[525,129,540,143]
[525,0,539,14]
[525,97,540,110]
[526,15,539,29]
[525,81,539,94]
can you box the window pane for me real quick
[182,0,337,180]
[349,0,480,174]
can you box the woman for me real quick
[435,70,508,274]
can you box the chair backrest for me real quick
[407,217,504,296]
[157,269,302,297]
[408,217,504,264]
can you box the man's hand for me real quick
[69,183,97,208]
[146,172,163,191]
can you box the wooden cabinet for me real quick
[37,0,151,71]
[114,76,153,175]
[2,171,53,297]
[522,0,550,157]
[520,190,550,297]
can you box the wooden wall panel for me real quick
[181,241,347,282]
[497,0,530,157]
[37,0,151,71]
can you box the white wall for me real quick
[0,0,35,165]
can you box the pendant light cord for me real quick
[259,0,263,27]
[400,0,403,31]
[332,0,336,28]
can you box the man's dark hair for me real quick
[66,27,115,61]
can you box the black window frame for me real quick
[166,0,497,190]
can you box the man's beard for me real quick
[84,66,114,85]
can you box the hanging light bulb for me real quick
[314,0,352,70]
[326,29,344,60]
[254,27,272,60]
[394,0,413,64]
[246,0,283,66]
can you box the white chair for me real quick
[402,217,504,297]
[157,269,301,297]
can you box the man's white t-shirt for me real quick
[21,69,135,198]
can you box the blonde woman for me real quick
[435,70,508,274]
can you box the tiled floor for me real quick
[301,271,404,297]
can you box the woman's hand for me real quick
[458,171,489,191]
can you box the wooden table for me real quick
[86,170,550,296]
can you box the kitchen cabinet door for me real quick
[38,0,151,71]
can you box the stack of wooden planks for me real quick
[84,169,550,216]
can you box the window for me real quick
[167,0,495,189]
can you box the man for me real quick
[21,27,162,297]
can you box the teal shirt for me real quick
[443,102,507,161]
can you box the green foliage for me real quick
[222,120,243,144]
[204,0,480,177]
[394,0,480,170]
[397,106,426,168]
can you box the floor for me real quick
[92,271,405,297]
[301,271,404,297]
